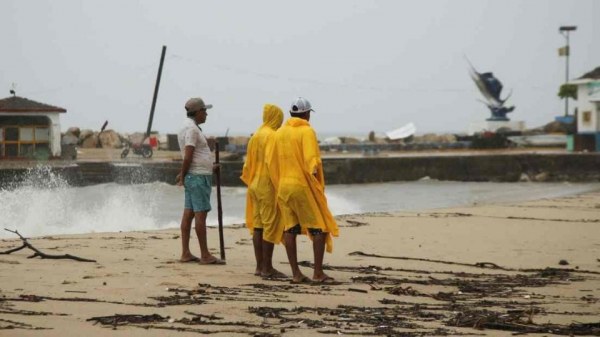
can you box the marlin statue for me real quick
[466,57,515,121]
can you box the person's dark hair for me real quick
[290,111,309,118]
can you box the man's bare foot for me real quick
[312,272,333,282]
[180,254,200,263]
[312,273,337,284]
[290,274,311,284]
[261,268,288,279]
[254,268,262,276]
[199,256,226,265]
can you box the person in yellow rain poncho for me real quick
[240,104,287,279]
[267,97,339,284]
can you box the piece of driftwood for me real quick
[8,294,157,307]
[0,318,51,331]
[348,251,600,275]
[87,314,167,328]
[0,307,68,317]
[349,251,600,275]
[349,251,508,270]
[0,229,96,262]
[344,220,369,227]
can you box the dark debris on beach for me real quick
[3,251,599,335]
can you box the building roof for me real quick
[578,66,600,80]
[0,96,66,113]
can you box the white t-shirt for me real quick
[178,118,213,175]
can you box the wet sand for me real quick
[1,192,599,336]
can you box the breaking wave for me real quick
[1,168,598,238]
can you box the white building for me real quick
[0,95,66,159]
[569,67,600,151]
[571,67,600,130]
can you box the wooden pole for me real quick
[146,45,166,138]
[96,120,108,148]
[215,141,225,260]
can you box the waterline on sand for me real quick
[1,171,598,238]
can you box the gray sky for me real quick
[2,0,598,137]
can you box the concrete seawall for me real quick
[1,153,599,188]
[322,153,600,183]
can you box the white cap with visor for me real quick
[290,97,315,113]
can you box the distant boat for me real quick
[507,134,567,147]
[386,123,416,140]
[321,137,342,145]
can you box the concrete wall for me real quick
[319,154,600,184]
[1,154,600,189]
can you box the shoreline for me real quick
[1,150,600,189]
[2,180,599,240]
[1,191,599,336]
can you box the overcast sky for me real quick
[2,0,598,137]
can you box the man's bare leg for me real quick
[252,230,263,275]
[312,232,331,281]
[284,232,306,282]
[180,208,197,262]
[261,241,276,275]
[193,211,215,262]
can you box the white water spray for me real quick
[1,168,598,238]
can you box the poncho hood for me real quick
[263,104,284,130]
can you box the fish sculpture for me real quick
[467,59,515,121]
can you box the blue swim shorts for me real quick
[184,174,212,212]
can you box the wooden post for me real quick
[215,141,225,260]
[146,45,166,139]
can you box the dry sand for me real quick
[1,192,599,336]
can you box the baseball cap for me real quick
[185,97,213,113]
[290,97,315,114]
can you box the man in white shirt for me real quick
[176,97,224,265]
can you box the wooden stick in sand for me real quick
[215,141,226,261]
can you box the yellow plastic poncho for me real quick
[240,104,284,244]
[267,117,339,253]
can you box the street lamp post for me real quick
[559,25,577,117]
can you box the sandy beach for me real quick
[1,191,599,336]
